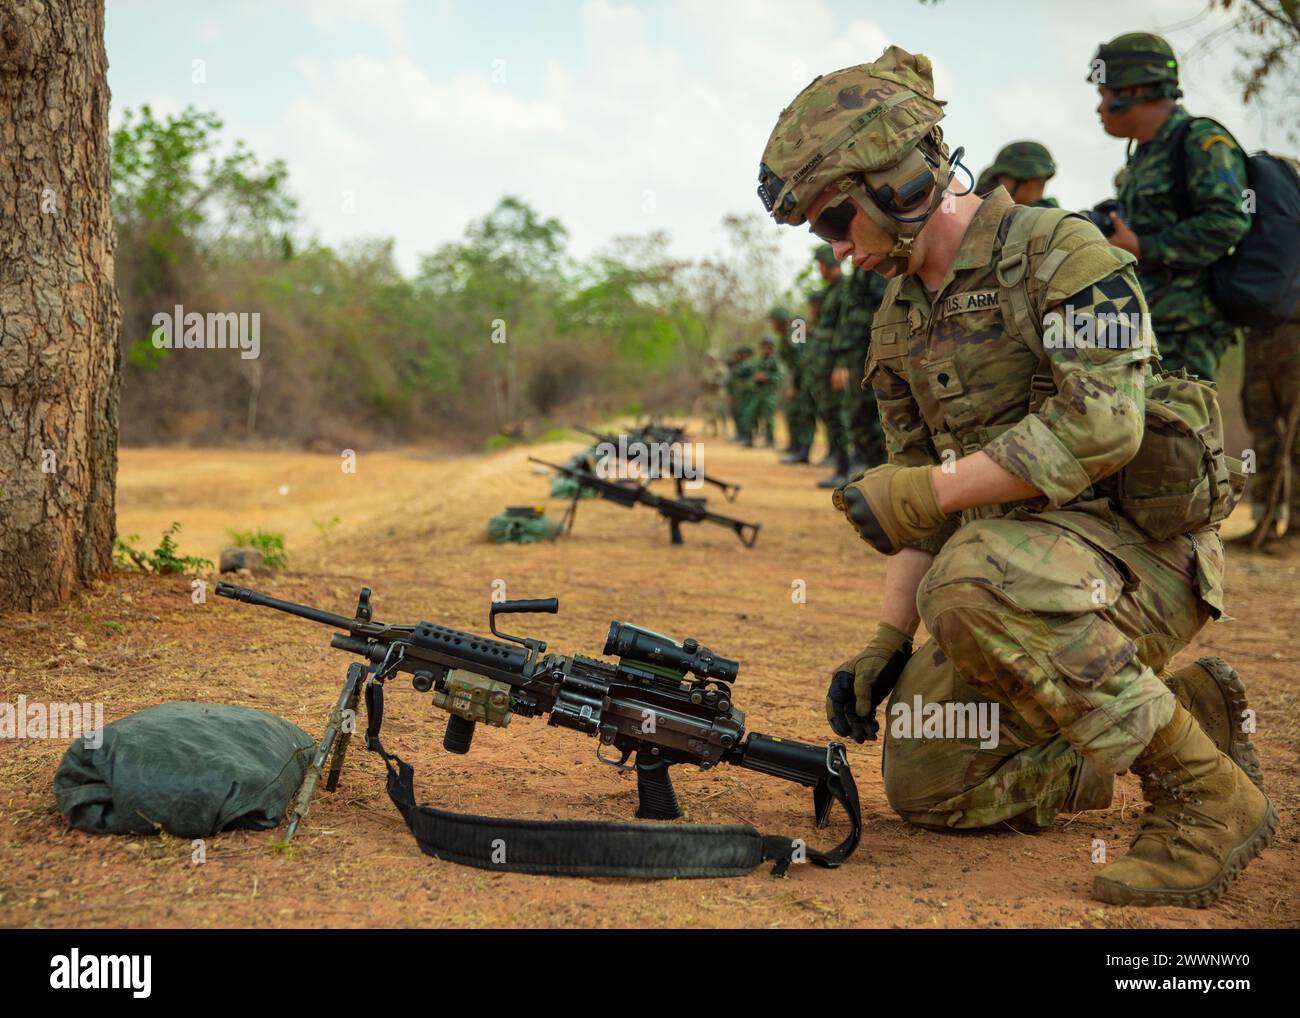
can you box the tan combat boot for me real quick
[1163,657,1263,789]
[1093,703,1278,908]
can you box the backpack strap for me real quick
[995,206,1075,413]
[1171,115,1247,219]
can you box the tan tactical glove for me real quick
[826,622,913,743]
[831,463,946,555]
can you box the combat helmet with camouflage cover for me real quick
[1088,32,1183,108]
[983,141,1056,182]
[758,45,961,274]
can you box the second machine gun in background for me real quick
[573,423,741,501]
[530,456,760,547]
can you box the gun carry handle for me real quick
[634,752,682,820]
[490,597,560,648]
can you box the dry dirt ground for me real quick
[1,431,1297,929]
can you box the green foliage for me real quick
[226,528,288,570]
[538,427,572,443]
[111,107,779,446]
[485,434,515,451]
[114,523,213,575]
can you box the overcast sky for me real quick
[105,0,1288,278]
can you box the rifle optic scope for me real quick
[604,622,738,683]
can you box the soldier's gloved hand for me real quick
[831,463,945,555]
[826,623,913,743]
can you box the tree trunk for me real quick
[0,1,121,611]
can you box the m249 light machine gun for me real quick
[573,424,741,501]
[214,581,858,877]
[529,457,760,547]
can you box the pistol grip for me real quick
[634,754,682,820]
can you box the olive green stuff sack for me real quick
[487,512,564,544]
[53,701,314,838]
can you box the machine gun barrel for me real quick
[215,581,356,629]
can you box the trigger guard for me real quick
[596,742,635,772]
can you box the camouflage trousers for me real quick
[783,365,818,449]
[846,378,887,468]
[809,345,850,462]
[755,387,779,443]
[1242,319,1300,517]
[882,501,1222,830]
[1155,324,1231,382]
[733,393,758,438]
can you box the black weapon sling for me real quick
[362,680,862,878]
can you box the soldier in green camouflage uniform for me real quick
[1091,33,1251,382]
[758,45,1274,907]
[752,335,786,447]
[835,264,890,470]
[975,141,1060,208]
[729,346,758,446]
[809,246,853,486]
[770,305,817,461]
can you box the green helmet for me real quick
[759,333,776,348]
[1088,32,1181,96]
[767,305,792,322]
[814,244,841,267]
[983,141,1056,182]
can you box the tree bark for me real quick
[0,1,121,611]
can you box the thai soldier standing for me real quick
[976,141,1060,208]
[834,264,890,471]
[758,44,1274,907]
[753,335,786,447]
[729,345,758,446]
[770,305,817,462]
[809,245,853,487]
[1091,32,1251,381]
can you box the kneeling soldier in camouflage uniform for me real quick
[758,46,1275,907]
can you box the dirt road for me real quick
[1,434,1296,928]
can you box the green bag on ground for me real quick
[52,701,315,838]
[487,506,564,544]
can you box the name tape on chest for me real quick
[939,289,1000,318]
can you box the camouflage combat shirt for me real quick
[1118,106,1250,337]
[835,264,890,373]
[865,188,1154,544]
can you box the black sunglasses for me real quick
[810,191,858,243]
